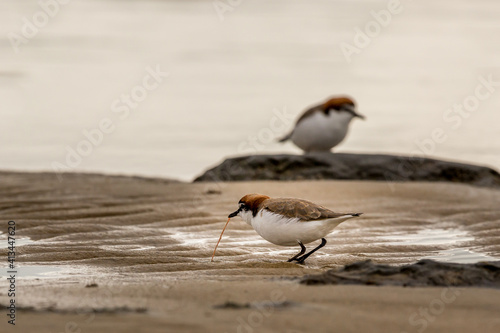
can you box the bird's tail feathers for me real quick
[277,131,293,143]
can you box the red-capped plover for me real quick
[211,194,362,263]
[279,96,364,153]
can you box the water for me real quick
[378,228,473,246]
[0,233,34,246]
[0,265,62,278]
[0,236,62,278]
[424,248,499,264]
[13,238,34,246]
[1,0,500,181]
[378,228,499,264]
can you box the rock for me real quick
[300,259,500,288]
[213,301,250,309]
[194,153,500,188]
[213,301,296,310]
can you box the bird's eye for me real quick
[340,105,355,113]
[239,203,248,210]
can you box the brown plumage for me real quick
[295,96,356,124]
[239,193,358,221]
[238,194,269,216]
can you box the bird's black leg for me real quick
[287,241,306,262]
[296,238,327,264]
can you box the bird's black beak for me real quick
[228,209,240,218]
[354,111,365,120]
[344,105,365,120]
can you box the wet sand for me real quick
[0,171,499,332]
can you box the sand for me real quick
[0,171,499,332]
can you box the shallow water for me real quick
[425,248,499,264]
[378,228,473,246]
[379,228,499,263]
[0,265,63,278]
[13,237,34,247]
[1,0,500,181]
[1,173,499,280]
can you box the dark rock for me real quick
[3,305,147,313]
[213,301,251,309]
[194,153,500,188]
[204,189,222,195]
[213,301,296,310]
[300,259,500,288]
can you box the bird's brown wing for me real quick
[262,198,347,221]
[296,105,322,124]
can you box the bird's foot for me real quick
[295,257,306,265]
[287,256,306,264]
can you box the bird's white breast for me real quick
[291,111,353,152]
[246,209,353,246]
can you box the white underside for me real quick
[291,111,354,152]
[239,209,355,246]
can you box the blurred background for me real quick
[1,0,499,181]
